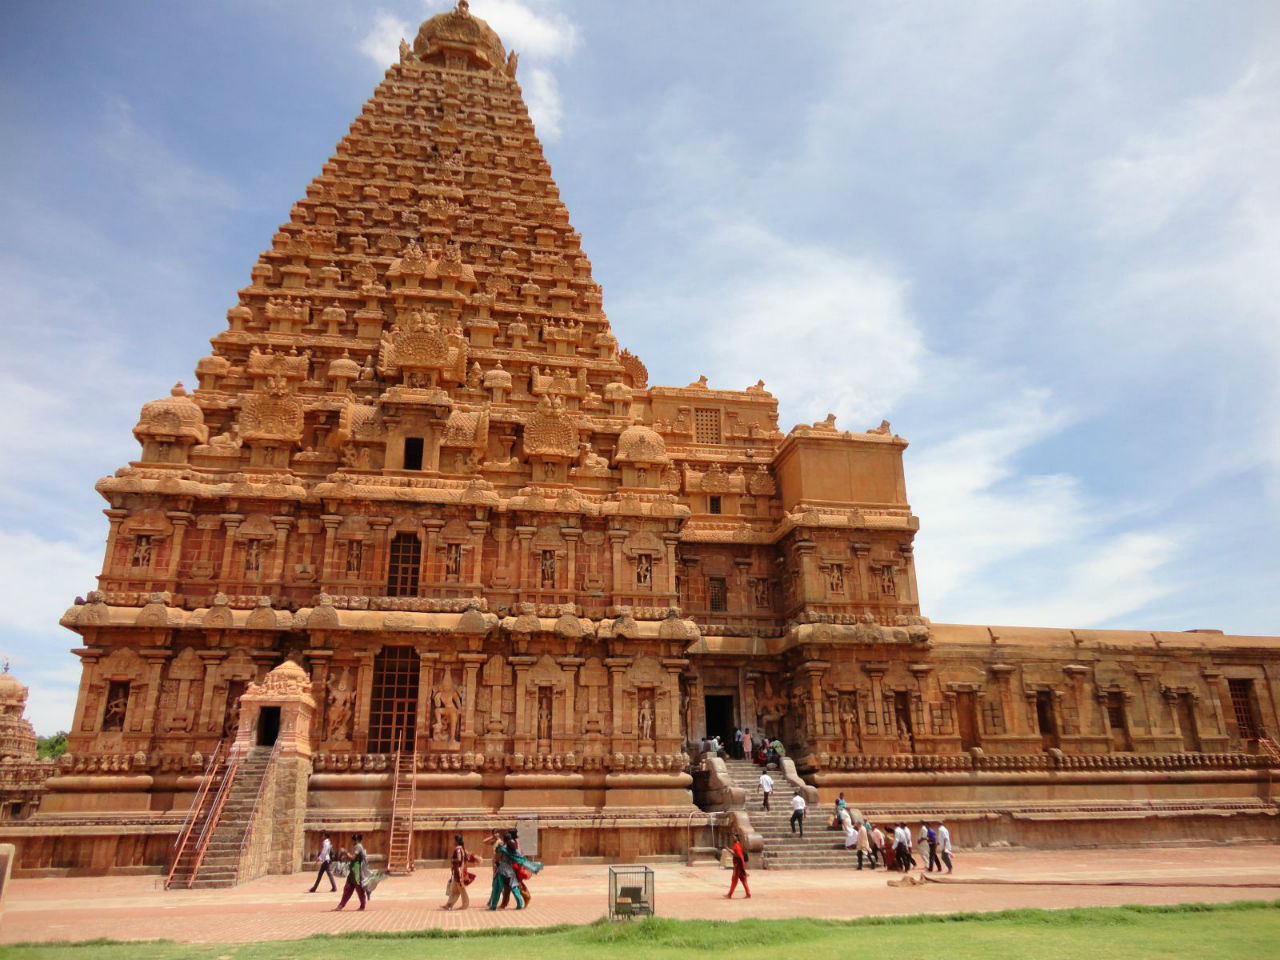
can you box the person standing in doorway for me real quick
[308,831,336,893]
[725,831,751,899]
[334,833,367,910]
[734,727,743,759]
[741,728,754,762]
[759,769,774,811]
[442,833,477,910]
[789,790,806,838]
[937,821,953,873]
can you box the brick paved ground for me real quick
[2,844,1279,945]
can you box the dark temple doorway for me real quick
[256,706,280,746]
[704,694,735,749]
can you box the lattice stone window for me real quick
[708,495,722,515]
[1229,678,1261,739]
[708,576,728,612]
[694,408,721,444]
[386,532,421,597]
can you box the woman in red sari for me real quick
[725,832,751,899]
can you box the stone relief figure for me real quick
[345,541,363,577]
[638,696,654,742]
[537,690,552,740]
[828,564,844,593]
[244,539,263,575]
[432,671,463,741]
[636,554,652,587]
[325,670,354,741]
[102,686,129,731]
[131,537,152,568]
[840,696,858,742]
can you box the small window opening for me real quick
[403,437,425,471]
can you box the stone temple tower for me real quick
[6,2,1275,879]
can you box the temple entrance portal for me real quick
[256,705,280,746]
[704,694,735,748]
[368,646,420,753]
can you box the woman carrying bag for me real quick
[442,833,479,910]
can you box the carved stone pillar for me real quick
[196,650,226,734]
[492,515,512,588]
[1135,669,1158,737]
[416,651,438,750]
[558,656,583,737]
[101,508,129,577]
[663,533,680,598]
[71,649,101,734]
[422,519,444,589]
[1202,671,1228,736]
[217,514,244,585]
[509,655,535,744]
[661,658,689,745]
[270,515,294,583]
[794,538,818,607]
[468,519,488,585]
[141,651,170,738]
[166,511,192,583]
[562,527,580,600]
[991,663,1016,734]
[606,657,631,749]
[515,525,536,598]
[460,653,485,746]
[353,651,375,753]
[320,514,341,586]
[607,529,628,598]
[368,517,392,590]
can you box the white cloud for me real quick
[699,225,922,428]
[469,0,577,60]
[521,66,564,141]
[359,10,411,67]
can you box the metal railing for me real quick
[165,742,224,889]
[184,746,243,888]
[387,730,416,874]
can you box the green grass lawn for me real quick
[3,901,1278,960]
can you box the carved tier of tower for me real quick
[25,2,1278,878]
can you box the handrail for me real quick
[234,740,282,876]
[388,730,416,873]
[186,746,242,887]
[165,742,223,889]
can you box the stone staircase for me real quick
[188,746,275,889]
[719,759,860,870]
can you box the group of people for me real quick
[308,832,384,910]
[307,827,543,912]
[834,804,954,873]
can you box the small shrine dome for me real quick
[482,361,513,389]
[414,1,507,69]
[327,352,362,381]
[0,666,38,761]
[133,383,208,443]
[614,424,669,465]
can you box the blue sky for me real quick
[2,0,1277,734]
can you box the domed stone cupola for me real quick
[0,664,38,761]
[132,382,208,464]
[614,422,670,489]
[411,0,513,74]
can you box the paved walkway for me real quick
[3,845,1279,944]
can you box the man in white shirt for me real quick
[758,770,774,811]
[308,831,336,893]
[893,822,911,871]
[789,791,807,837]
[937,821,953,873]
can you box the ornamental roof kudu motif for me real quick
[15,3,1280,883]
